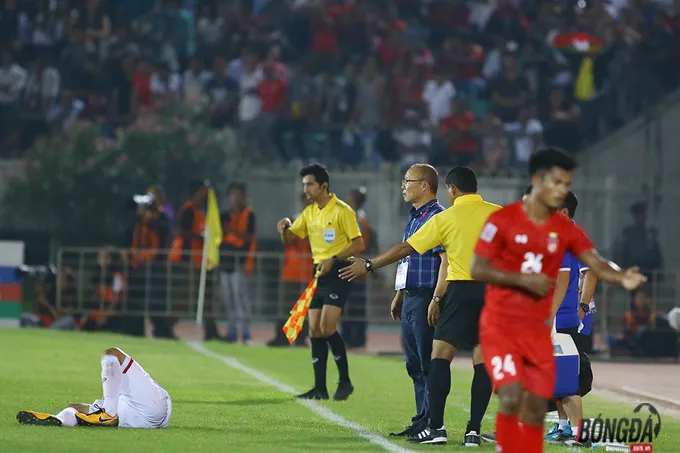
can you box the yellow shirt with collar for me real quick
[289,194,362,264]
[407,194,501,281]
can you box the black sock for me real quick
[428,358,451,429]
[310,338,328,392]
[467,363,493,433]
[326,331,350,383]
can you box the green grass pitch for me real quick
[1,328,676,452]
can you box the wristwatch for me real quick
[432,296,442,303]
[364,259,374,273]
[579,303,590,313]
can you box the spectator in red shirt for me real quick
[132,60,153,113]
[258,65,287,114]
[312,13,339,72]
[258,64,290,162]
[433,96,479,166]
[378,26,407,69]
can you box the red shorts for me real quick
[480,325,555,399]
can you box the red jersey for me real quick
[474,201,594,331]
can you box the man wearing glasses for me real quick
[340,167,501,446]
[386,164,447,438]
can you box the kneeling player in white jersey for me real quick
[17,347,171,429]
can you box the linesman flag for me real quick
[205,188,223,271]
[282,277,318,344]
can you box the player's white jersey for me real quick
[92,357,171,429]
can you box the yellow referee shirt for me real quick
[407,194,501,281]
[289,194,362,264]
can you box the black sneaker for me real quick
[564,438,592,448]
[480,433,496,443]
[333,381,354,401]
[295,388,329,400]
[463,430,481,447]
[408,426,447,444]
[389,423,416,437]
[555,432,575,442]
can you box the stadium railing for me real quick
[56,247,680,342]
[55,247,395,324]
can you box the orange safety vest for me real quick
[222,207,257,275]
[281,239,313,283]
[169,200,206,267]
[94,272,126,302]
[130,214,161,268]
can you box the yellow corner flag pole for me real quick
[195,187,223,341]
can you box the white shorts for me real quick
[93,356,172,429]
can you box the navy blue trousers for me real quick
[401,288,435,424]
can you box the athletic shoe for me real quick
[463,430,481,447]
[545,422,570,441]
[554,424,574,442]
[333,381,354,401]
[480,433,496,443]
[389,423,416,437]
[408,426,447,445]
[16,410,62,427]
[295,388,329,400]
[74,408,118,427]
[564,438,593,448]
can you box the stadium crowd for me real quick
[1,0,679,171]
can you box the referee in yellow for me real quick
[340,166,500,446]
[277,164,365,401]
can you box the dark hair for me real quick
[563,191,578,218]
[300,163,330,189]
[227,182,246,194]
[445,166,478,193]
[522,185,533,197]
[349,187,367,209]
[630,202,646,214]
[528,147,577,176]
[189,178,207,194]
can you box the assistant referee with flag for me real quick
[277,164,365,401]
[340,166,500,446]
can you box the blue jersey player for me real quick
[545,191,597,447]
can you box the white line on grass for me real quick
[186,341,418,453]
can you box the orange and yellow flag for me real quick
[282,277,318,344]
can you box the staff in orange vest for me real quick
[219,183,257,344]
[169,179,208,267]
[169,179,220,340]
[129,190,174,338]
[268,193,314,347]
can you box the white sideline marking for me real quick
[620,386,680,407]
[186,341,418,453]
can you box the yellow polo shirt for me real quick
[407,194,501,281]
[289,194,362,264]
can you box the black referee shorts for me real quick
[434,280,486,348]
[556,326,593,397]
[309,260,352,310]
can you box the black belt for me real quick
[403,287,435,297]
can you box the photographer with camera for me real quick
[128,187,173,338]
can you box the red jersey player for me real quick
[470,148,647,453]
